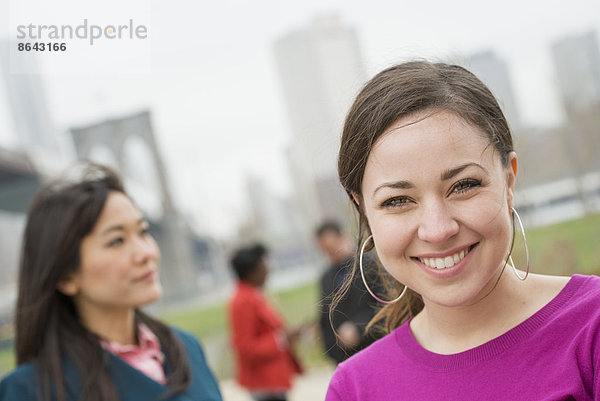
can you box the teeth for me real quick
[419,247,470,269]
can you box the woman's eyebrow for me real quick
[101,218,146,235]
[441,162,488,181]
[372,180,414,198]
[101,225,125,236]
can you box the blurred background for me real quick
[1,0,599,399]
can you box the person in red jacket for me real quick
[227,244,303,401]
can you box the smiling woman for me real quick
[0,163,222,401]
[326,61,600,401]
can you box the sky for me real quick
[1,0,599,238]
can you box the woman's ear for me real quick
[352,192,360,206]
[57,274,79,296]
[506,151,518,209]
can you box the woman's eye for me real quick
[140,227,150,236]
[452,179,481,194]
[107,237,124,247]
[381,196,411,208]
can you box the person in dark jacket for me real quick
[316,220,382,364]
[0,163,222,401]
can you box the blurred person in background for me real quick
[228,243,303,401]
[315,220,382,364]
[0,163,222,401]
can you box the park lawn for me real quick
[523,213,600,275]
[0,347,15,377]
[268,281,321,326]
[162,302,227,340]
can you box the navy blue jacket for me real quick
[0,329,222,401]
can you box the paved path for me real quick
[220,366,334,401]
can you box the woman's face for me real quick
[359,110,517,308]
[59,191,162,314]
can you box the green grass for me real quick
[0,347,15,377]
[162,302,227,339]
[513,213,600,275]
[269,281,321,326]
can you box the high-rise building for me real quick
[273,15,365,229]
[0,149,39,317]
[0,41,63,318]
[0,40,61,156]
[466,50,521,130]
[551,30,600,116]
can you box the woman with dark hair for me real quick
[326,61,600,400]
[228,243,302,401]
[0,164,222,401]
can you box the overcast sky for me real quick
[1,0,599,238]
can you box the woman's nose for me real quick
[417,200,460,244]
[132,236,158,265]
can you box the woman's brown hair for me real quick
[335,61,514,334]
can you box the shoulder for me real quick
[571,274,600,293]
[556,274,600,309]
[525,273,600,311]
[230,284,260,306]
[171,327,206,355]
[321,266,336,282]
[169,328,223,400]
[170,327,213,369]
[1,361,38,380]
[528,274,600,340]
[559,274,600,318]
[335,326,401,373]
[327,328,402,399]
[0,362,39,400]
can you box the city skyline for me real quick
[0,0,599,238]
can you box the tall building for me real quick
[0,40,62,156]
[0,41,63,318]
[273,15,365,230]
[466,50,521,130]
[0,149,39,317]
[551,30,600,116]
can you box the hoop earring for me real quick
[359,234,407,304]
[507,207,530,281]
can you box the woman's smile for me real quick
[414,242,478,269]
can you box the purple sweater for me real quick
[326,274,600,401]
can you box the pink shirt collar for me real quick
[100,323,167,384]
